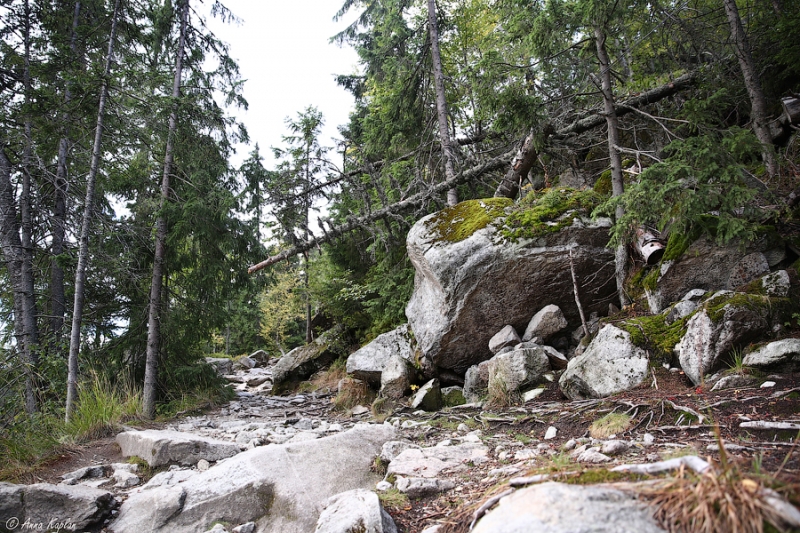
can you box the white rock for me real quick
[387,443,489,479]
[544,427,557,440]
[575,448,612,464]
[314,488,397,533]
[559,325,649,399]
[600,440,629,456]
[197,459,210,472]
[760,381,777,388]
[347,324,415,386]
[522,305,568,342]
[116,429,240,467]
[743,339,800,368]
[522,388,545,402]
[395,477,456,498]
[489,325,522,354]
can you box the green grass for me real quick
[378,487,409,510]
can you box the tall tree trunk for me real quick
[66,0,120,423]
[144,0,188,419]
[51,1,82,344]
[723,0,778,177]
[426,0,458,206]
[19,0,40,414]
[0,148,37,414]
[595,25,629,307]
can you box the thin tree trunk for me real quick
[595,25,629,307]
[50,2,82,343]
[426,0,458,206]
[144,0,188,419]
[66,0,120,423]
[723,0,777,177]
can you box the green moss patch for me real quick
[619,314,689,364]
[425,198,513,243]
[500,188,602,242]
[703,292,789,323]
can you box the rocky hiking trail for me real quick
[15,355,800,533]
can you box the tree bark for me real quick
[723,0,777,177]
[51,1,81,343]
[66,0,120,423]
[19,0,40,414]
[595,24,629,307]
[427,0,458,206]
[144,0,188,419]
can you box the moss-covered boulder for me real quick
[676,291,789,385]
[406,192,616,374]
[635,229,785,314]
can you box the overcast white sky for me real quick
[206,0,361,168]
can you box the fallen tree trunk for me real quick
[493,71,697,199]
[248,151,513,274]
[250,72,697,273]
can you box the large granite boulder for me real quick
[559,324,650,400]
[406,198,616,374]
[472,482,665,533]
[644,234,783,313]
[676,292,775,385]
[116,429,240,467]
[346,324,415,386]
[110,424,395,533]
[0,482,116,532]
[272,331,341,394]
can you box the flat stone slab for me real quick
[0,481,116,531]
[387,442,488,478]
[472,482,665,533]
[116,429,240,467]
[110,424,395,533]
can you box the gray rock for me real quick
[110,424,395,533]
[489,325,522,354]
[380,354,414,400]
[196,459,210,472]
[574,448,612,464]
[235,356,256,370]
[249,349,271,366]
[600,440,630,456]
[488,347,550,397]
[710,374,759,391]
[62,465,106,481]
[463,361,491,403]
[347,324,415,386]
[314,489,397,533]
[644,236,770,314]
[441,386,466,407]
[665,300,697,324]
[272,331,340,394]
[117,429,240,467]
[539,345,568,370]
[380,441,422,464]
[410,379,442,411]
[522,305,568,342]
[728,252,770,289]
[742,338,800,368]
[233,522,256,533]
[677,293,772,385]
[405,202,616,374]
[758,270,791,297]
[4,482,117,531]
[387,442,489,479]
[472,482,665,533]
[113,470,140,488]
[205,525,228,533]
[559,325,650,400]
[682,289,707,302]
[205,357,232,375]
[246,375,270,387]
[395,477,455,498]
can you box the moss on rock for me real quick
[500,188,603,242]
[424,197,513,243]
[619,314,689,364]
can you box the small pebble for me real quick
[760,381,776,388]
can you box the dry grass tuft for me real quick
[486,361,521,409]
[333,377,375,411]
[589,412,632,439]
[309,357,348,392]
[642,464,790,533]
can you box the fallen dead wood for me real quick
[493,71,697,199]
[248,151,512,273]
